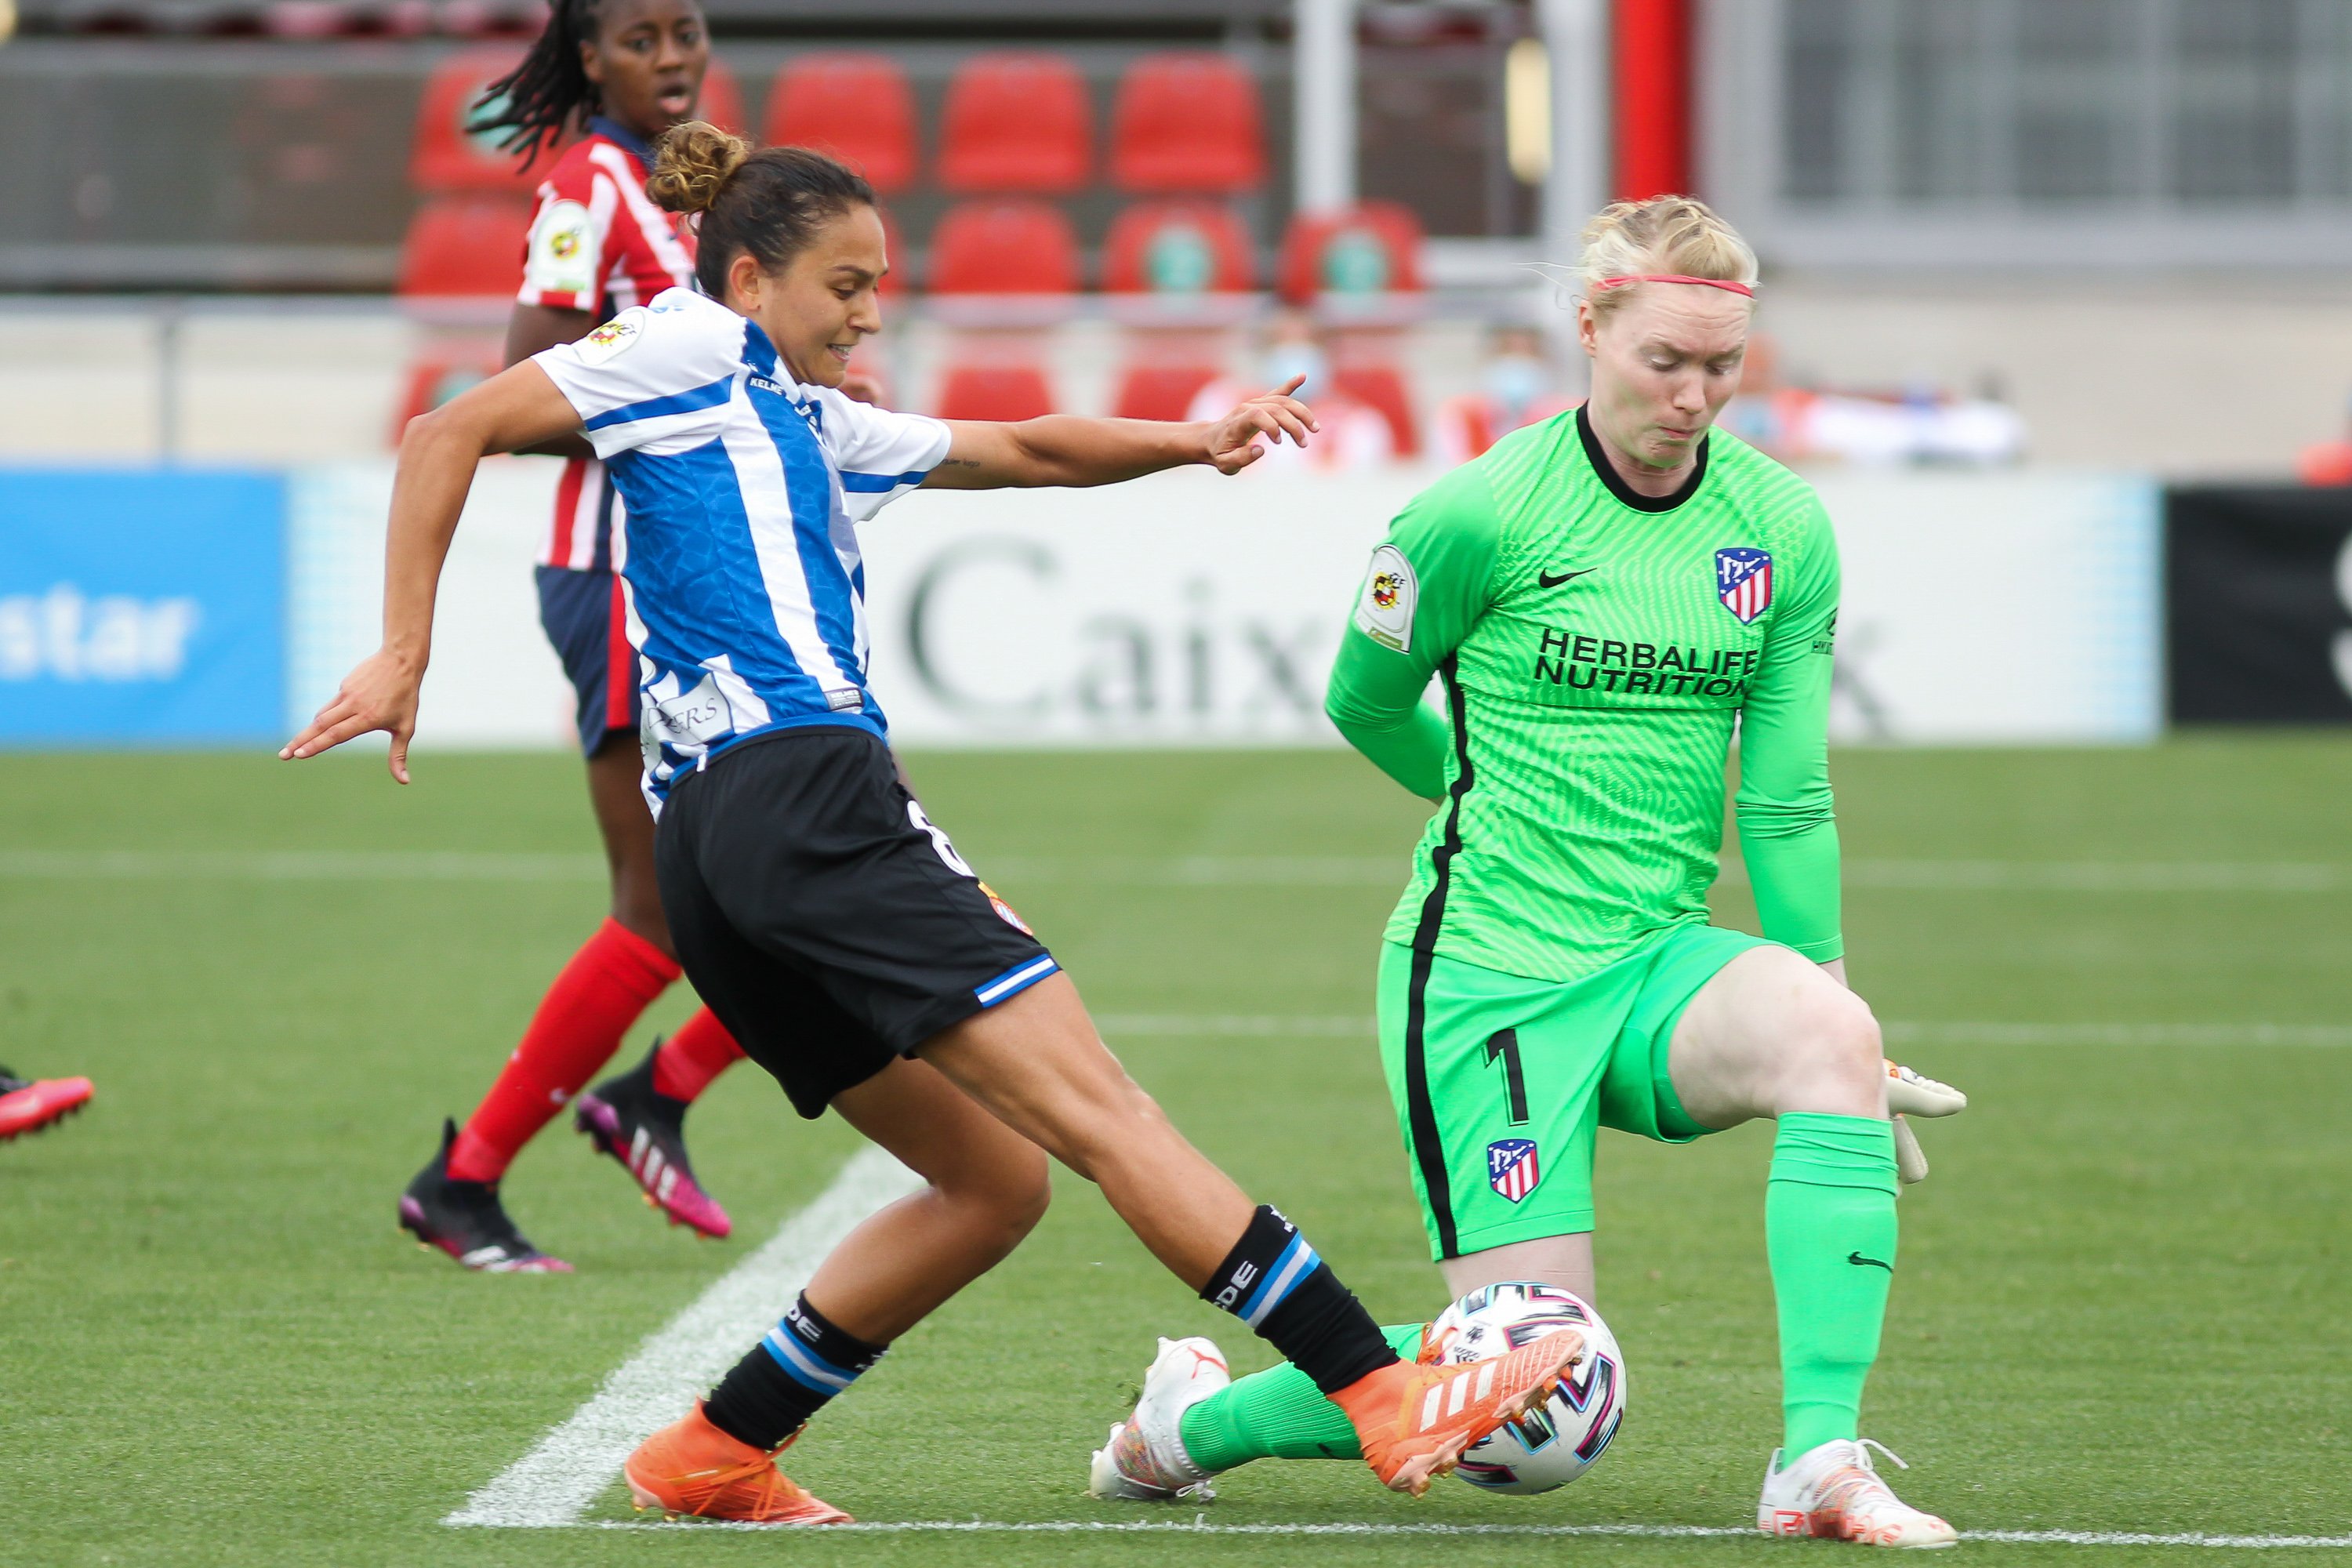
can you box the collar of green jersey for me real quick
[1574,404,1711,514]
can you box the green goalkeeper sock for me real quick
[1766,1112,1899,1461]
[1177,1323,1423,1472]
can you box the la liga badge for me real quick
[1487,1138,1542,1203]
[1714,546,1773,625]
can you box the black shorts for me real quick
[536,564,636,757]
[654,726,1058,1117]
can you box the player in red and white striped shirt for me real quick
[394,0,749,1274]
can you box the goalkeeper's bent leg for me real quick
[1766,1112,1898,1459]
[1178,1324,1425,1472]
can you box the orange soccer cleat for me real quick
[622,1403,852,1524]
[1332,1327,1587,1496]
[0,1069,93,1142]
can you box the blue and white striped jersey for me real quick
[533,288,950,808]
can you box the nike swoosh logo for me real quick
[1847,1251,1894,1272]
[1537,568,1598,588]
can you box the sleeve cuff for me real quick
[1780,934,1845,964]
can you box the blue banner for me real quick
[0,469,286,744]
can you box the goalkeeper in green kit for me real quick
[1090,198,1962,1548]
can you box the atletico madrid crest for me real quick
[1715,546,1773,625]
[1487,1138,1542,1203]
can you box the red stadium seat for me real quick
[1109,53,1266,194]
[1101,202,1255,294]
[390,347,503,442]
[396,195,532,297]
[1334,363,1421,456]
[761,53,918,194]
[935,364,1056,421]
[698,60,747,139]
[937,53,1091,194]
[409,48,532,194]
[1276,202,1426,303]
[927,201,1081,296]
[1111,363,1221,422]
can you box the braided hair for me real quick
[470,0,605,165]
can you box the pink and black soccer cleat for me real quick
[398,1118,572,1273]
[0,1067,93,1142]
[574,1041,733,1240]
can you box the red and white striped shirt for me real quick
[517,117,699,572]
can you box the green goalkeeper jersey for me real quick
[1326,406,1842,982]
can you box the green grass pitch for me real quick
[2,739,2348,1566]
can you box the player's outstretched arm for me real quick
[923,377,1317,490]
[280,362,583,782]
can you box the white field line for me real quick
[1100,1015,2352,1049]
[6,848,2352,894]
[571,1519,2352,1548]
[442,1144,922,1529]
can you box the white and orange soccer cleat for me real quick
[1088,1335,1230,1501]
[0,1067,93,1142]
[1757,1438,1957,1548]
[1331,1327,1586,1496]
[622,1403,851,1524]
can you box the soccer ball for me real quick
[1424,1281,1628,1494]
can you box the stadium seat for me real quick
[936,52,1091,194]
[408,48,532,194]
[390,346,503,441]
[1334,364,1421,457]
[1276,201,1426,303]
[1109,53,1266,194]
[935,364,1056,421]
[395,195,532,297]
[698,60,747,139]
[1101,201,1255,294]
[1111,363,1221,422]
[927,201,1081,296]
[760,53,917,194]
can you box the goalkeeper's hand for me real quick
[1884,1060,1966,1187]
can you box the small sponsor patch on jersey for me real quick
[528,198,596,296]
[575,310,644,365]
[978,881,1034,935]
[1488,1138,1542,1203]
[1354,543,1417,652]
[1714,546,1773,625]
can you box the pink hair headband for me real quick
[1594,274,1755,297]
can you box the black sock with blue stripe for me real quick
[1200,1205,1397,1396]
[702,1292,885,1451]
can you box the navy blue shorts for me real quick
[535,565,637,757]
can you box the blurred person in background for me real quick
[1432,324,1574,465]
[1722,335,2023,470]
[0,1065,93,1142]
[1188,309,1395,471]
[2296,394,2352,485]
[394,0,750,1275]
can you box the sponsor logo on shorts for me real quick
[1487,1138,1542,1203]
[978,880,1033,935]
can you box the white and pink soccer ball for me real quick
[1424,1281,1628,1495]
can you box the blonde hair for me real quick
[645,121,753,215]
[1574,195,1759,318]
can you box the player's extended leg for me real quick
[913,974,1583,1495]
[568,737,750,1237]
[1668,946,1952,1548]
[627,1054,1051,1523]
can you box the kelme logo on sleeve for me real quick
[1354,543,1417,652]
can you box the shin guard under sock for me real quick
[1766,1112,1899,1459]
[651,1007,746,1102]
[1178,1323,1423,1472]
[1199,1206,1397,1396]
[703,1292,886,1451]
[448,918,679,1182]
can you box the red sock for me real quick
[448,918,680,1183]
[652,1007,746,1102]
